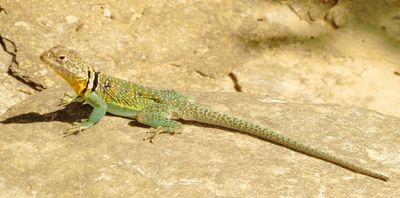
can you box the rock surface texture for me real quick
[1,86,399,197]
[0,0,400,197]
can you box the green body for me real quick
[41,46,389,181]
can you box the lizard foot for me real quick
[64,119,93,137]
[143,127,181,143]
[59,92,84,106]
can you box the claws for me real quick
[59,93,83,106]
[63,125,83,137]
[59,93,75,106]
[63,119,92,137]
[143,127,164,143]
[143,127,181,143]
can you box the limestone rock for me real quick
[0,86,398,197]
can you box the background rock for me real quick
[1,0,400,116]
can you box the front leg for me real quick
[65,92,107,136]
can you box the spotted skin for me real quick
[40,46,389,181]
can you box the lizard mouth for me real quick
[40,50,58,69]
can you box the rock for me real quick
[1,0,400,117]
[0,85,398,197]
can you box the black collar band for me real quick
[92,72,100,91]
[81,70,91,95]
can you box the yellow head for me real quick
[40,45,95,95]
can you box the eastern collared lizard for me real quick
[40,45,389,181]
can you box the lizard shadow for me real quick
[0,102,92,125]
[2,102,272,142]
[127,118,266,141]
[0,102,198,133]
[127,119,229,132]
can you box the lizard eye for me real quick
[57,55,67,63]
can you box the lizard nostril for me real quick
[40,53,46,61]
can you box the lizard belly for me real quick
[106,102,139,118]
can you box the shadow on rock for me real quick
[0,102,91,124]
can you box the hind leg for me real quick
[136,106,182,142]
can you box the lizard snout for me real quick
[40,51,49,62]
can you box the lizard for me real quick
[40,45,389,182]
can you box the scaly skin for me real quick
[40,45,389,181]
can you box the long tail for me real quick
[180,104,389,181]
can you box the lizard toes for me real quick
[143,127,164,143]
[63,125,82,137]
[143,127,181,143]
[63,120,91,137]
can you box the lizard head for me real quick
[41,45,95,95]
